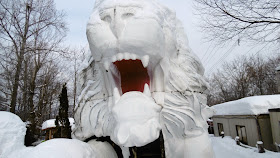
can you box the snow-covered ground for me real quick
[1,111,280,158]
[211,135,280,158]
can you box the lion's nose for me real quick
[109,7,135,39]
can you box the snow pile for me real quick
[41,118,75,130]
[0,112,114,158]
[0,111,26,156]
[213,95,280,115]
[211,136,280,158]
[8,139,97,158]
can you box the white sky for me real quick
[55,0,276,75]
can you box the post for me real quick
[221,131,224,138]
[275,142,280,152]
[256,141,265,153]
[235,136,240,145]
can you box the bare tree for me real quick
[70,48,86,115]
[0,0,67,113]
[0,0,67,145]
[207,54,279,106]
[58,47,88,117]
[195,0,280,44]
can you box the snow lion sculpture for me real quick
[73,0,215,157]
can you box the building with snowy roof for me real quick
[212,95,280,151]
[41,118,75,140]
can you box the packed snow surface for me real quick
[213,95,280,115]
[41,118,74,130]
[211,136,280,158]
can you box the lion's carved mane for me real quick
[73,0,215,157]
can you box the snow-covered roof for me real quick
[212,95,280,116]
[42,118,74,130]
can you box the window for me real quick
[217,123,224,136]
[236,125,248,145]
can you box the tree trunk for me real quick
[73,60,77,114]
[10,52,24,113]
[9,4,30,113]
[22,59,29,120]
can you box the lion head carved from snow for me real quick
[73,0,214,157]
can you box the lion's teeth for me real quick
[141,55,149,68]
[112,55,117,62]
[113,87,121,103]
[112,53,147,62]
[117,53,124,61]
[143,83,151,97]
[124,52,130,60]
[131,54,137,60]
[104,61,110,71]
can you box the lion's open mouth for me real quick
[106,54,162,149]
[104,53,151,95]
[114,59,150,93]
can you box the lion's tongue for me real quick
[114,60,149,93]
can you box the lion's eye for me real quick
[101,15,112,23]
[122,13,134,19]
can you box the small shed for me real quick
[212,95,280,151]
[41,118,74,140]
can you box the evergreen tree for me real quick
[54,83,71,138]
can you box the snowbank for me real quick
[0,111,26,156]
[41,118,74,130]
[213,95,280,115]
[8,139,97,158]
[0,112,113,158]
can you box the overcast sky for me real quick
[55,0,275,75]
